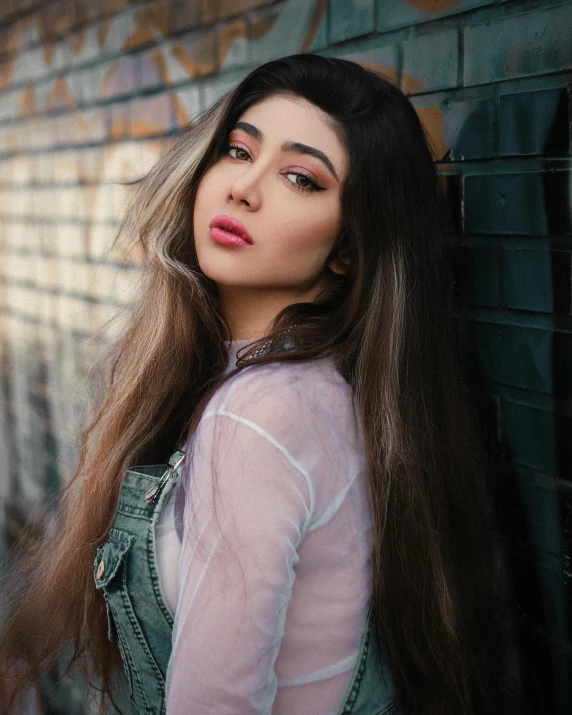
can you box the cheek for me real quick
[276,206,342,260]
[194,176,213,223]
[194,165,224,216]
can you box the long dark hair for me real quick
[1,53,501,714]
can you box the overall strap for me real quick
[143,447,186,505]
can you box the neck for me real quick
[217,276,332,340]
[216,287,292,340]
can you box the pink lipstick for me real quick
[209,215,254,247]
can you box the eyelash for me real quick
[226,143,324,194]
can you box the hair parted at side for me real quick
[1,53,505,715]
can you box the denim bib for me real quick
[94,451,185,715]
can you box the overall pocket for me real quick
[94,528,166,715]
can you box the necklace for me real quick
[241,325,296,361]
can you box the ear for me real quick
[328,246,351,276]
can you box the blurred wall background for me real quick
[0,0,570,713]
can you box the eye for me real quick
[227,144,250,159]
[283,171,322,193]
[226,143,325,194]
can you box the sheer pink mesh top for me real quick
[155,339,374,714]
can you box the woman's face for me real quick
[193,93,348,304]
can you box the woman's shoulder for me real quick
[201,357,365,476]
[195,357,367,516]
[208,355,355,422]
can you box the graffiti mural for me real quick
[0,0,570,712]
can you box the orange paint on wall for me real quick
[356,61,399,87]
[174,99,190,128]
[108,104,131,141]
[127,0,170,50]
[400,72,447,160]
[98,18,114,49]
[47,78,77,111]
[19,87,36,116]
[69,28,89,56]
[148,48,170,83]
[414,106,447,160]
[2,21,22,54]
[406,0,461,12]
[131,94,172,138]
[69,112,105,145]
[38,1,72,43]
[0,58,15,92]
[216,0,269,22]
[250,13,279,42]
[171,35,217,80]
[102,62,119,99]
[219,21,248,66]
[42,40,59,66]
[105,0,134,14]
[301,0,327,51]
[73,0,102,26]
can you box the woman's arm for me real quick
[166,404,314,714]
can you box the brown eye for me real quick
[228,145,250,161]
[284,171,321,193]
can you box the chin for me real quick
[197,262,250,287]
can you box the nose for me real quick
[228,161,264,210]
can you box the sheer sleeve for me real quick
[165,368,319,714]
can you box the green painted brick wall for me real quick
[0,0,570,713]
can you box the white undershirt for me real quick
[155,340,374,714]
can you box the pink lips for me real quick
[209,214,254,247]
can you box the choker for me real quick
[240,325,297,362]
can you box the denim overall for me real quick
[93,348,398,715]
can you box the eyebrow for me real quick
[232,121,339,182]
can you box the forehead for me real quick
[235,94,348,176]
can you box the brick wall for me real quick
[0,0,570,713]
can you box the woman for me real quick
[1,53,501,715]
